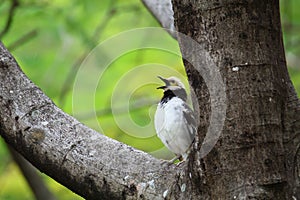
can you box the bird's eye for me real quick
[170,80,178,86]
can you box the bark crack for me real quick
[60,143,77,168]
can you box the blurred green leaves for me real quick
[281,0,300,95]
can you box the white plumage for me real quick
[154,76,196,162]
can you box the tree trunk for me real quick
[172,0,300,198]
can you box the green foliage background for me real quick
[0,0,299,199]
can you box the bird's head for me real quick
[157,76,186,91]
[157,76,187,101]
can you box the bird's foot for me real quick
[175,160,186,166]
[160,155,187,166]
[160,156,180,166]
[167,155,184,165]
[169,155,180,164]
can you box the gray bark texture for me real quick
[172,0,300,199]
[0,0,299,199]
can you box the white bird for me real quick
[154,76,196,163]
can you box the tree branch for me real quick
[141,0,177,39]
[8,145,57,200]
[0,42,180,199]
[58,1,121,106]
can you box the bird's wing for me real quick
[154,103,165,135]
[182,103,197,141]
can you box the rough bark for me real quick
[141,0,176,39]
[0,43,187,199]
[172,0,300,199]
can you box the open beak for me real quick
[157,76,169,89]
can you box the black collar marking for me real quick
[160,88,187,104]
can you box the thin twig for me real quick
[58,3,141,107]
[58,0,116,107]
[77,98,157,121]
[0,0,19,39]
[7,29,38,51]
